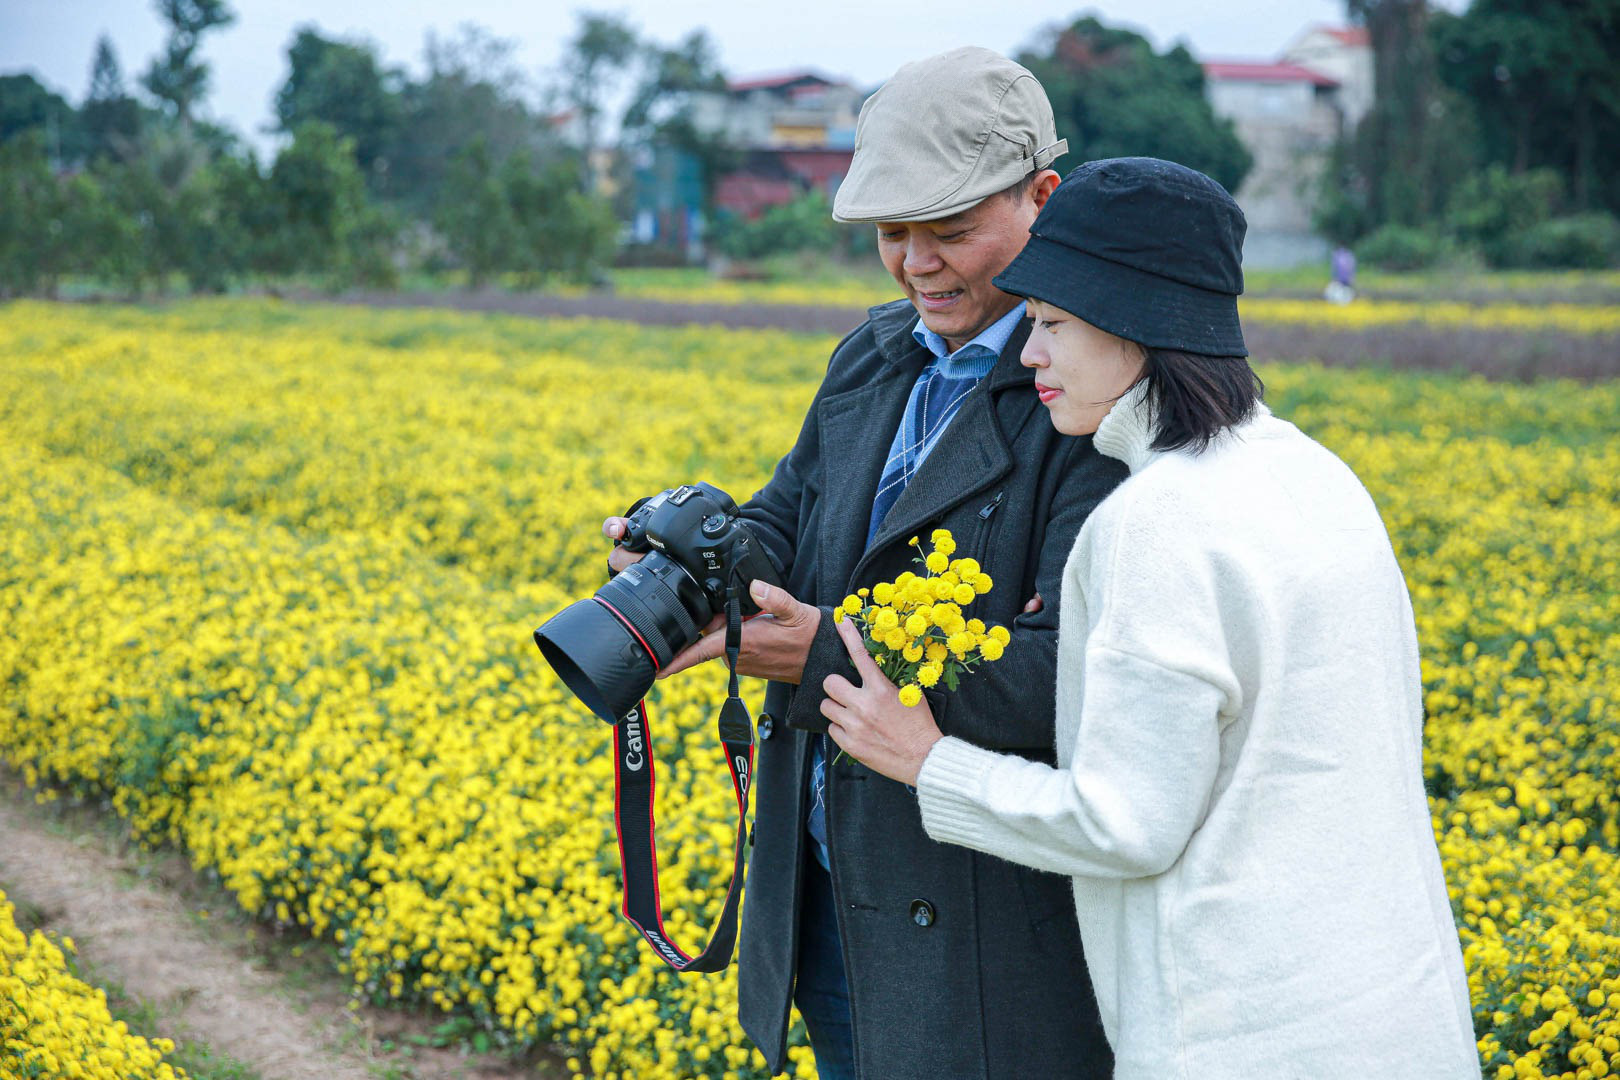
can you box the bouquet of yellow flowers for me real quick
[832,528,1011,707]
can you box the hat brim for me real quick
[993,235,1248,357]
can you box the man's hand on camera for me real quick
[657,580,821,684]
[602,516,645,575]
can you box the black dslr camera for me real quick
[534,483,780,722]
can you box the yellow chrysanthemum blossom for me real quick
[898,684,923,707]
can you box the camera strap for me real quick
[609,582,754,972]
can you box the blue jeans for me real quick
[795,855,857,1079]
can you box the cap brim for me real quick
[832,191,988,224]
[994,235,1248,357]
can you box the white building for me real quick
[1203,26,1372,268]
[689,72,862,151]
[1282,26,1374,127]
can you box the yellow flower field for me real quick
[1,889,189,1080]
[1,299,1618,1079]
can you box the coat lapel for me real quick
[857,384,1008,573]
[816,360,919,601]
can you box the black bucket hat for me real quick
[993,157,1248,357]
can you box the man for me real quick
[606,48,1125,1078]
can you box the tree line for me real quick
[1321,0,1620,270]
[7,0,1611,298]
[0,6,668,297]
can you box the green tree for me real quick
[1431,0,1620,215]
[1345,0,1480,228]
[0,132,69,295]
[620,30,738,216]
[1446,165,1564,267]
[0,133,129,296]
[387,26,539,213]
[0,73,81,166]
[274,28,403,190]
[140,0,236,130]
[561,12,639,187]
[501,152,617,284]
[713,191,841,261]
[434,135,518,286]
[1017,17,1252,194]
[91,127,220,294]
[60,171,141,289]
[263,121,376,284]
[80,35,144,163]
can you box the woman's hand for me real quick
[820,616,944,787]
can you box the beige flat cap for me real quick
[832,47,1068,224]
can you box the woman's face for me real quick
[1020,298,1146,436]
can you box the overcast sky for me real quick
[5,0,1360,155]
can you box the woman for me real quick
[820,158,1481,1078]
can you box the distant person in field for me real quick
[602,47,1121,1079]
[820,157,1483,1079]
[1327,243,1357,304]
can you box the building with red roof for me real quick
[1201,25,1372,267]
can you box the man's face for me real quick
[874,177,1052,351]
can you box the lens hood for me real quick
[535,598,657,723]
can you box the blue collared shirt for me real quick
[902,301,1027,472]
[911,300,1029,369]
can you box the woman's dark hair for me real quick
[1136,348,1264,453]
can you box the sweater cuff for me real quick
[916,736,1005,849]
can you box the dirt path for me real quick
[0,772,552,1080]
[283,287,1619,381]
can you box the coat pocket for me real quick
[970,488,1006,564]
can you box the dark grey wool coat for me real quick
[733,299,1127,1078]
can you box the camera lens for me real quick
[534,552,712,723]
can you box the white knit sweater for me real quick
[917,384,1481,1079]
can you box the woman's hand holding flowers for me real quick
[821,616,944,786]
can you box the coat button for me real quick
[757,714,774,741]
[909,899,935,927]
